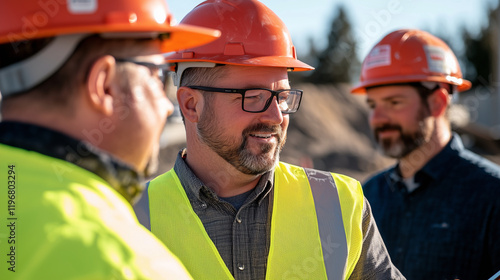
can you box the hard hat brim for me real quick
[0,23,221,54]
[351,75,472,94]
[158,23,221,53]
[168,54,314,72]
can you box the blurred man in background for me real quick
[352,29,500,279]
[0,0,219,279]
[135,1,404,279]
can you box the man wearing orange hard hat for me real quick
[0,0,220,279]
[352,29,500,279]
[134,1,404,279]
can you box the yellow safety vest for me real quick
[148,162,363,280]
[0,144,192,280]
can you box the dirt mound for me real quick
[155,83,394,183]
[279,83,394,182]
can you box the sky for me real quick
[167,0,499,60]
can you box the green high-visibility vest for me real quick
[0,143,192,280]
[148,162,363,280]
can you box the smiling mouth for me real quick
[250,133,273,139]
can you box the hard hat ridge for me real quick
[167,0,313,86]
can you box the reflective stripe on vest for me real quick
[304,168,348,279]
[144,162,363,280]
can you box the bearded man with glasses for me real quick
[133,1,404,279]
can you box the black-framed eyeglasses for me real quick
[114,57,170,88]
[188,86,303,114]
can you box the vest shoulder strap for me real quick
[273,163,363,280]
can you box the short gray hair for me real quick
[179,66,228,88]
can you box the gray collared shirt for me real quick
[145,149,404,280]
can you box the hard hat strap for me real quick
[173,62,217,87]
[420,81,438,90]
[0,34,87,97]
[421,81,455,94]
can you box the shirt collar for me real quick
[0,121,144,203]
[173,148,274,205]
[390,133,464,192]
[418,133,464,180]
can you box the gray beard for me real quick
[374,107,431,159]
[197,105,284,175]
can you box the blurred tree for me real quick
[461,4,497,87]
[304,5,360,84]
[289,37,318,83]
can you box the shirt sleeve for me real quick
[349,197,406,280]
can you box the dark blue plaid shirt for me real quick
[363,134,500,280]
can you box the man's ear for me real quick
[86,55,117,116]
[177,86,203,123]
[428,88,449,117]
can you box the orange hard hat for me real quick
[0,0,221,95]
[351,29,471,94]
[166,0,313,71]
[0,0,220,53]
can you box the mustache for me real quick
[374,124,402,134]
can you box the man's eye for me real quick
[245,95,260,100]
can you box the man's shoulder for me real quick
[278,162,361,184]
[330,172,361,185]
[460,148,500,171]
[0,149,169,278]
[150,168,176,181]
[452,148,500,182]
[278,163,363,197]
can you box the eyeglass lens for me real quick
[243,89,301,113]
[115,58,169,89]
[155,68,168,86]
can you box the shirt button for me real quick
[238,264,245,271]
[236,217,242,223]
[200,203,207,209]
